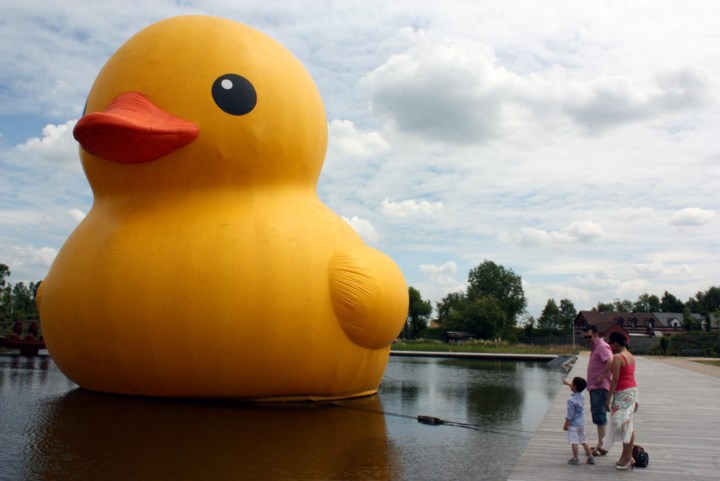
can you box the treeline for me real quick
[406,259,720,340]
[592,288,720,329]
[0,263,41,325]
[523,286,720,336]
[4,258,717,341]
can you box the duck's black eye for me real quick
[212,74,257,115]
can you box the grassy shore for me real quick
[391,339,581,355]
[695,360,720,367]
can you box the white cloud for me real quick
[568,270,621,290]
[418,261,466,308]
[562,67,710,130]
[654,67,709,110]
[362,28,512,144]
[670,207,714,226]
[69,208,86,223]
[1,244,57,282]
[2,1,720,320]
[362,28,713,146]
[634,262,693,278]
[510,221,604,247]
[15,120,78,165]
[341,216,380,243]
[381,198,444,217]
[328,119,389,158]
[419,261,462,287]
[564,221,605,242]
[617,207,657,219]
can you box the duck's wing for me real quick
[329,248,408,349]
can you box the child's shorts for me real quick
[567,426,587,444]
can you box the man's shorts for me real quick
[567,425,587,444]
[590,389,608,425]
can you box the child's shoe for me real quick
[567,458,580,465]
[587,456,595,465]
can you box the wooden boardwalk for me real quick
[508,355,720,480]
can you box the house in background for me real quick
[573,310,709,352]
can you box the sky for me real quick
[1,0,719,320]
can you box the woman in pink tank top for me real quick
[603,331,639,470]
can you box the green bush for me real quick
[667,332,720,357]
[422,327,444,340]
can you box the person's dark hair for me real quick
[609,331,627,347]
[583,325,598,334]
[573,377,587,393]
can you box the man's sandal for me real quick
[592,447,608,456]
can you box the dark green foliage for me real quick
[0,264,10,288]
[613,299,634,312]
[0,264,41,323]
[436,292,467,321]
[595,302,614,312]
[666,332,720,357]
[538,299,561,331]
[407,286,432,339]
[537,298,575,335]
[467,260,527,326]
[436,260,526,341]
[660,291,684,312]
[422,327,444,340]
[633,293,661,312]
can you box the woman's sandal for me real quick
[592,447,608,456]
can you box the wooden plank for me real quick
[507,354,720,480]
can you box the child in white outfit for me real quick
[563,376,595,465]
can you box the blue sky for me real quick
[1,0,719,319]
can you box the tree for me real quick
[660,291,684,312]
[520,314,536,336]
[633,293,660,312]
[466,260,527,333]
[0,285,12,316]
[558,298,577,333]
[682,307,699,331]
[686,286,720,331]
[685,294,703,315]
[436,292,467,325]
[462,295,510,339]
[613,299,633,312]
[31,281,42,317]
[435,292,508,340]
[407,286,432,339]
[12,282,33,318]
[0,263,10,288]
[595,302,614,312]
[538,299,561,331]
[699,286,720,315]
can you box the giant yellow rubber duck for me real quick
[38,15,408,400]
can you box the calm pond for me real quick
[0,354,566,481]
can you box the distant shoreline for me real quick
[389,350,558,362]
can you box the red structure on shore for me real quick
[0,320,45,356]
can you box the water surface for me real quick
[0,354,565,480]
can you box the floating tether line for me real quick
[319,399,536,438]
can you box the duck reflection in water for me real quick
[24,389,401,481]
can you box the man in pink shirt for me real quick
[583,324,613,455]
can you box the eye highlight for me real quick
[212,74,257,115]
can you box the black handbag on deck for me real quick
[632,445,649,468]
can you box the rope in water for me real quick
[318,399,536,438]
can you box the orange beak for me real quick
[73,92,199,164]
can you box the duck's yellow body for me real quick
[39,16,408,399]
